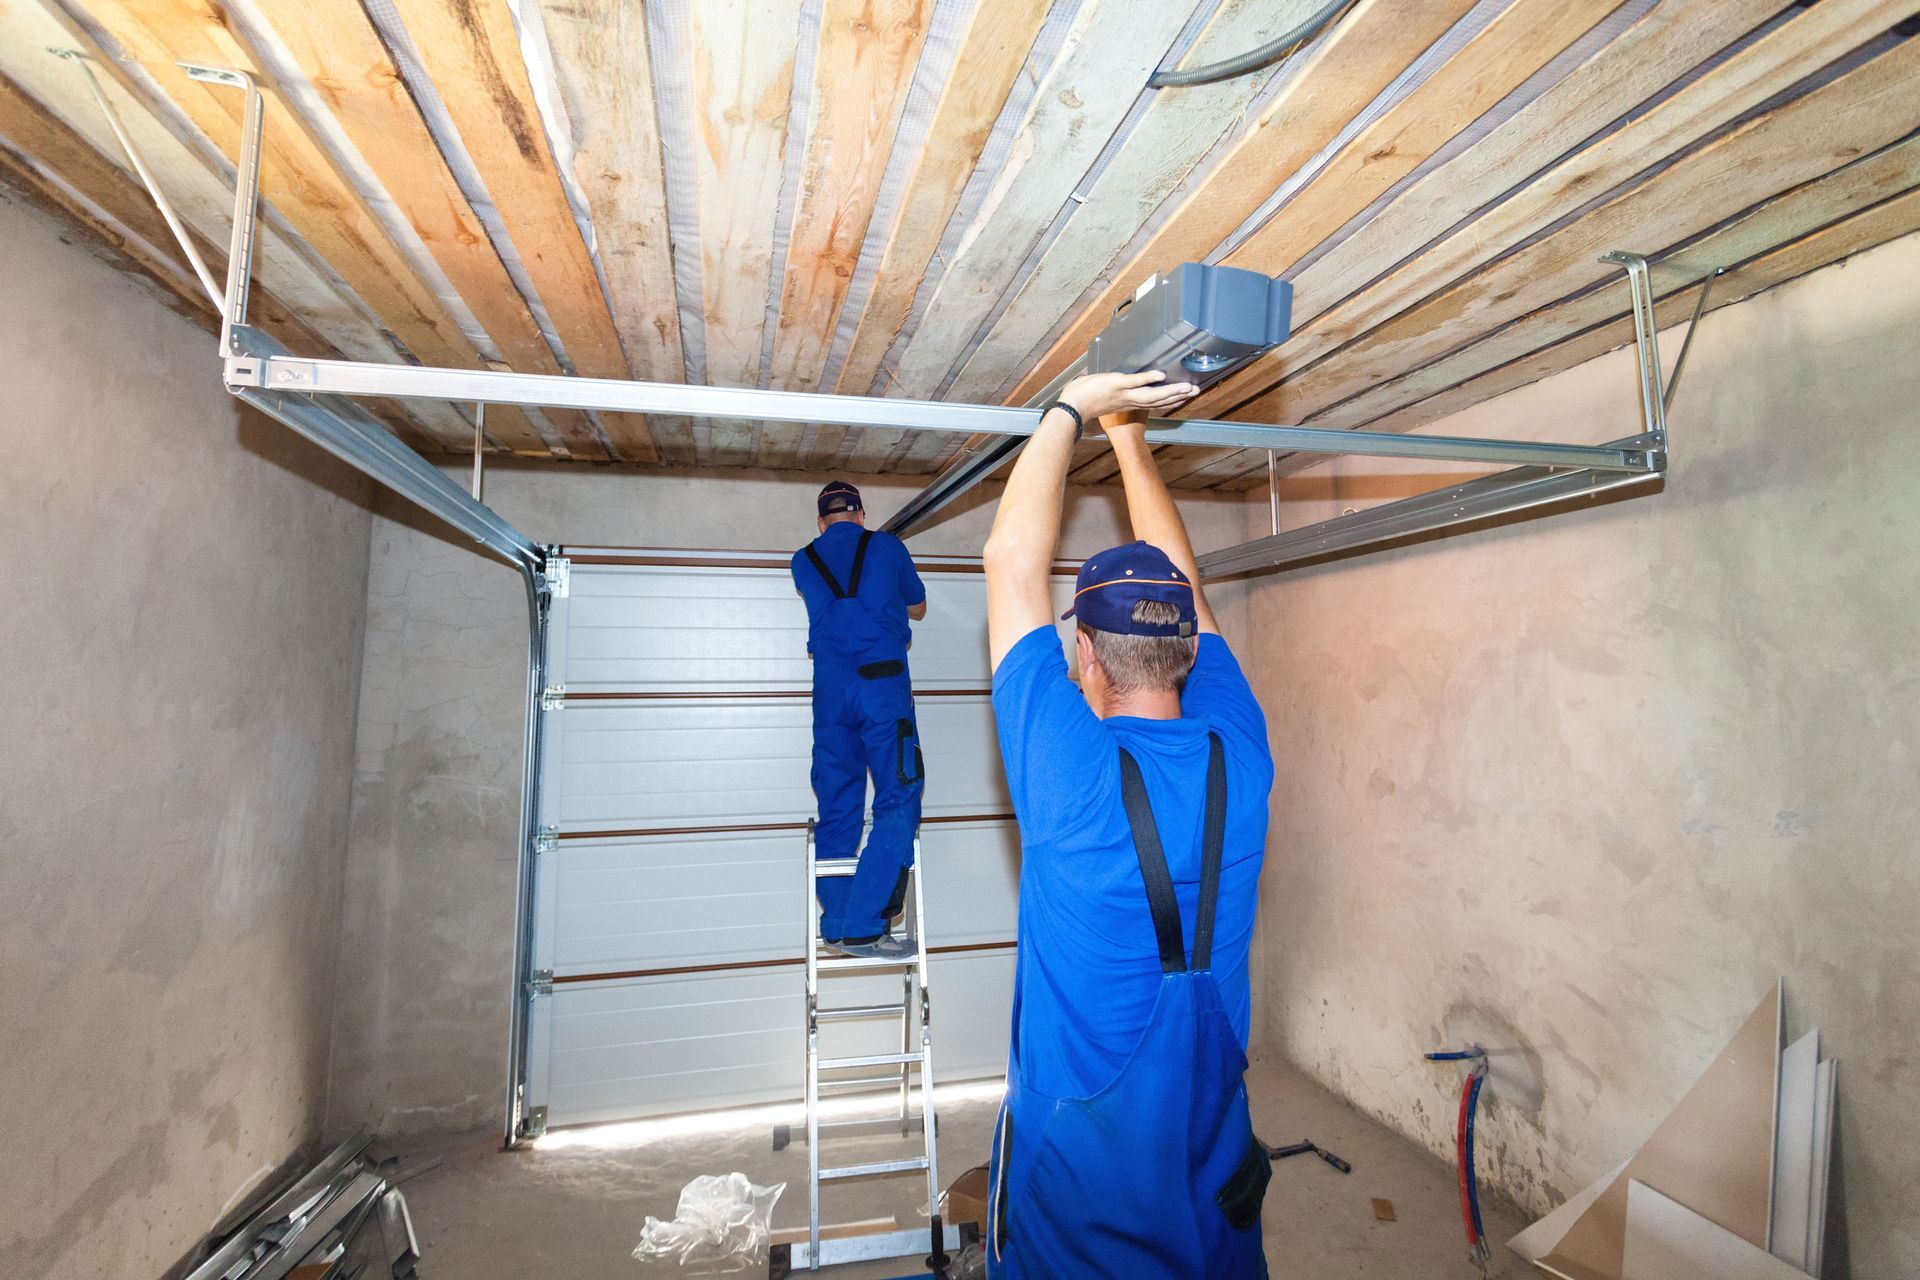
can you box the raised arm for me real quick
[1101,414,1218,635]
[983,372,1197,667]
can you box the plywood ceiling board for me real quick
[384,0,656,460]
[999,0,1482,408]
[768,0,929,394]
[940,0,1332,406]
[242,0,601,457]
[1622,1181,1813,1280]
[1200,0,1919,423]
[830,0,1050,399]
[539,0,691,463]
[1227,31,1920,434]
[884,0,1199,400]
[1539,985,1781,1280]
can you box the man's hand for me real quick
[1059,370,1197,422]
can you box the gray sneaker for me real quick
[828,934,916,961]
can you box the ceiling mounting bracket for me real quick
[1193,250,1685,581]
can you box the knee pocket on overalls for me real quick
[894,718,923,787]
[1214,1135,1272,1231]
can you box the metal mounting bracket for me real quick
[540,556,571,600]
[540,684,566,712]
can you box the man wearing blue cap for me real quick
[792,480,929,957]
[982,372,1275,1278]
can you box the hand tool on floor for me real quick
[1261,1138,1352,1174]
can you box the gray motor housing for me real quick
[1085,262,1292,394]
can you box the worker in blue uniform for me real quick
[981,372,1275,1279]
[792,481,929,957]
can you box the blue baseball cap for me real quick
[1061,541,1198,637]
[817,480,862,516]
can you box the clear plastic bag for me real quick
[632,1173,786,1273]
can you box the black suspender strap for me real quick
[1117,747,1186,975]
[1192,734,1227,972]
[803,529,875,600]
[803,543,846,598]
[846,529,874,597]
[1116,733,1229,975]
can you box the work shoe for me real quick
[826,933,915,961]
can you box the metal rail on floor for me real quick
[79,56,1687,1149]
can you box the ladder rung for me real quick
[816,1074,908,1092]
[818,1051,923,1070]
[813,861,860,878]
[817,953,921,971]
[818,1157,929,1181]
[816,1003,907,1022]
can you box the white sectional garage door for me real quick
[521,546,1072,1127]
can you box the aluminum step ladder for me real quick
[772,822,958,1274]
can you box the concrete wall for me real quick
[326,466,1254,1137]
[0,196,375,1275]
[1243,232,1920,1276]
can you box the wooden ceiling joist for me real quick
[540,0,691,464]
[240,0,603,459]
[382,0,657,462]
[0,70,442,452]
[884,0,1200,401]
[999,0,1483,408]
[823,0,1053,473]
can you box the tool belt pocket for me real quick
[856,659,905,680]
[1215,1135,1271,1231]
[895,719,924,785]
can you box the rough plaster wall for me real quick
[326,467,1254,1137]
[1245,232,1920,1276]
[0,195,375,1276]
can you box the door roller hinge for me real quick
[527,969,554,998]
[540,556,570,599]
[541,684,566,711]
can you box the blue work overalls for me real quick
[987,735,1270,1279]
[801,529,924,942]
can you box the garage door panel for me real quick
[527,553,1039,1127]
[546,822,1018,974]
[561,564,999,693]
[543,954,1013,1123]
[554,699,1009,831]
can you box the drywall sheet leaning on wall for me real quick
[1531,983,1781,1280]
[1622,1181,1812,1280]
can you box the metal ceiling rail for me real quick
[1196,251,1695,581]
[216,350,1656,476]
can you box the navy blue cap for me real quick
[1061,541,1198,636]
[817,480,862,517]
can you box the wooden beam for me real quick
[830,0,1050,399]
[0,27,469,450]
[1069,0,1622,487]
[1197,183,1920,491]
[998,0,1482,407]
[885,0,1199,399]
[1227,30,1920,430]
[85,2,484,379]
[540,0,691,463]
[243,0,611,458]
[384,0,657,461]
[0,78,445,452]
[685,0,803,465]
[1190,0,1914,421]
[769,0,929,393]
[939,0,1335,407]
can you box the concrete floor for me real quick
[387,1054,1529,1278]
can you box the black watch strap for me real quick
[1043,399,1084,442]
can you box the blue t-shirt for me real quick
[790,523,927,663]
[992,624,1273,1101]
